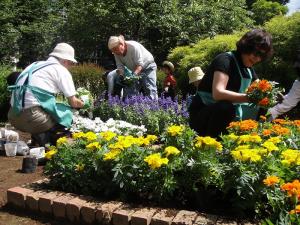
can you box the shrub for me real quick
[0,65,13,122]
[70,63,106,99]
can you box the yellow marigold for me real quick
[227,133,239,141]
[145,135,158,143]
[72,132,85,139]
[262,141,279,153]
[238,134,262,144]
[45,149,58,160]
[86,142,101,151]
[289,205,300,214]
[263,176,280,186]
[164,146,180,157]
[56,136,68,147]
[167,125,184,136]
[75,163,85,172]
[267,137,281,144]
[85,132,98,142]
[144,153,168,169]
[99,131,116,141]
[104,149,121,161]
[108,142,124,150]
[231,146,262,162]
[194,136,223,151]
[281,149,300,166]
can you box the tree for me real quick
[251,0,288,25]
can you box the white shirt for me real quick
[268,79,300,119]
[14,57,76,108]
[114,41,154,71]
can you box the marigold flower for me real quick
[104,149,121,161]
[258,79,272,92]
[164,146,180,157]
[258,97,269,106]
[262,129,272,136]
[144,153,168,169]
[263,176,280,186]
[75,163,85,172]
[99,131,116,141]
[56,136,68,147]
[167,125,184,136]
[86,142,101,151]
[289,205,300,214]
[45,149,58,159]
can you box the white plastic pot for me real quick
[29,147,45,159]
[5,142,17,156]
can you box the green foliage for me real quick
[168,33,241,96]
[251,0,288,25]
[0,65,12,121]
[261,12,300,88]
[70,63,105,99]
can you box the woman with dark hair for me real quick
[188,29,273,138]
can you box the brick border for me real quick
[6,180,257,225]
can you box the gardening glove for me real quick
[164,87,169,92]
[80,95,91,109]
[124,66,133,77]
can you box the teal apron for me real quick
[8,62,73,128]
[197,52,259,121]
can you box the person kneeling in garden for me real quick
[188,29,273,138]
[8,43,87,146]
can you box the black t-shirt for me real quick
[198,51,258,93]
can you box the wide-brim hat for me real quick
[49,43,77,63]
[162,61,175,72]
[188,67,205,84]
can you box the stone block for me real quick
[7,187,33,209]
[52,194,74,219]
[171,210,198,225]
[131,207,157,225]
[151,209,178,225]
[112,206,135,225]
[95,201,122,224]
[81,200,101,224]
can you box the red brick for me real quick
[25,190,49,212]
[171,210,198,225]
[39,191,61,215]
[112,206,135,225]
[81,200,101,224]
[194,213,218,225]
[52,194,74,219]
[131,207,157,225]
[95,201,122,224]
[66,197,89,223]
[7,187,34,209]
[151,209,178,225]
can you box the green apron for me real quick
[197,52,259,121]
[8,62,73,128]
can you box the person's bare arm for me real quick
[67,96,84,108]
[212,71,249,103]
[133,65,143,75]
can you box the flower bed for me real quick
[44,118,300,224]
[93,95,188,135]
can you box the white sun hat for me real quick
[49,43,77,63]
[188,67,205,84]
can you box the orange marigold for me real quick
[258,79,272,92]
[272,124,290,135]
[293,120,300,127]
[281,180,300,199]
[258,97,269,106]
[262,129,272,136]
[263,176,280,186]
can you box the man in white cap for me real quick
[8,43,85,146]
[107,35,158,99]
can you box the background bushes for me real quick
[0,65,12,122]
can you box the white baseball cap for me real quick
[49,43,77,63]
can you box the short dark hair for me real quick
[236,29,273,59]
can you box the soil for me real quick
[0,129,72,225]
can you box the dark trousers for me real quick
[189,100,235,138]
